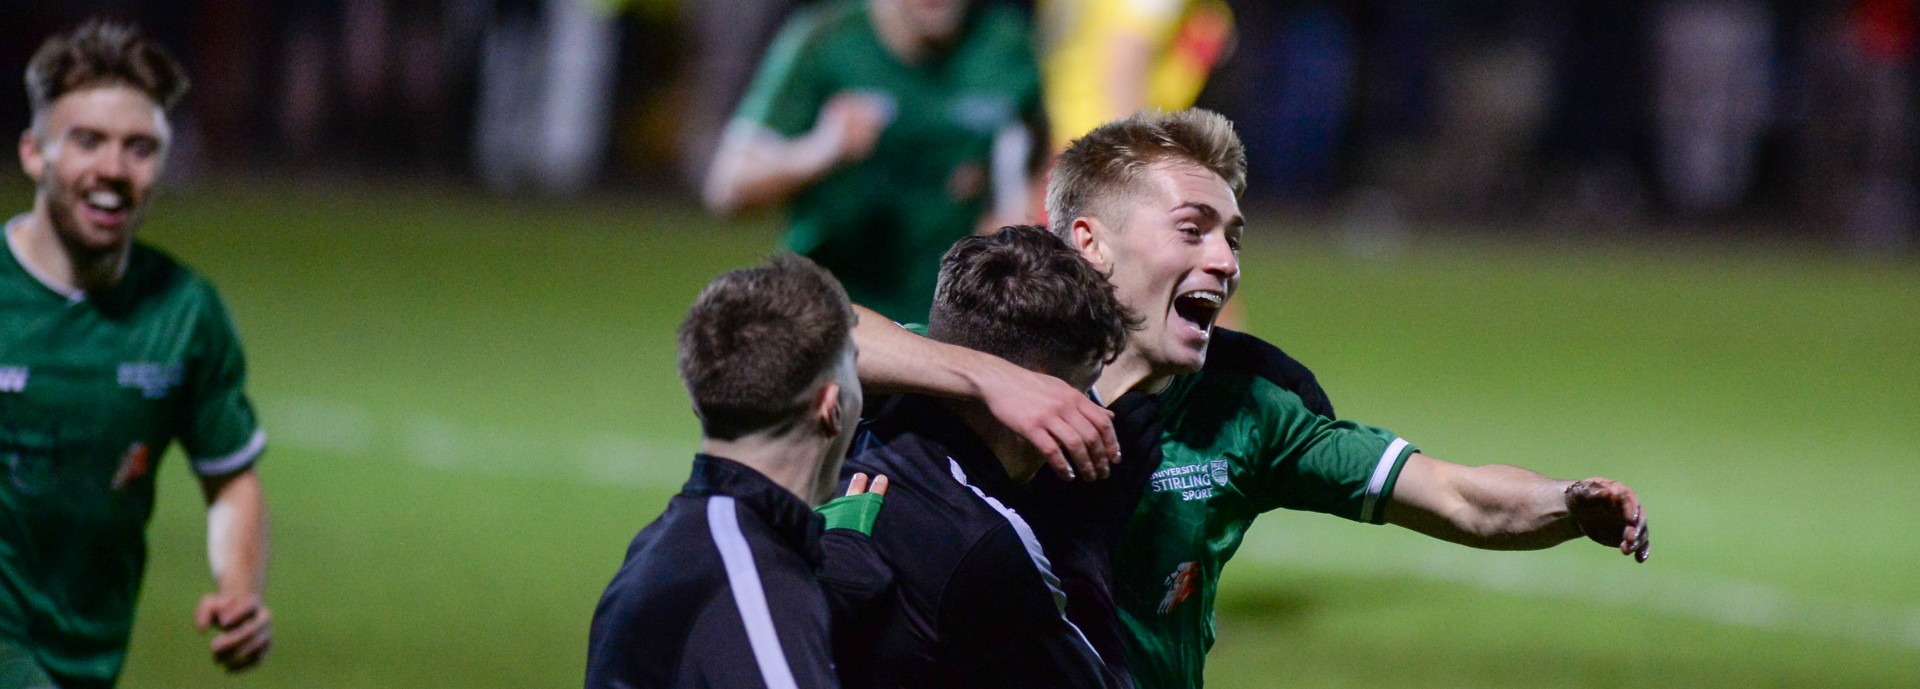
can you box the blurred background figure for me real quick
[1649,0,1775,217]
[0,0,1909,252]
[473,0,620,194]
[1037,0,1234,149]
[673,0,803,187]
[700,0,1044,324]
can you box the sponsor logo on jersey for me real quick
[1158,561,1200,614]
[0,367,25,393]
[118,363,183,399]
[1149,459,1231,501]
[111,442,150,491]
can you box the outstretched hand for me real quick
[1565,478,1650,562]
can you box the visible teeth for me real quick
[1182,291,1224,306]
[87,190,125,210]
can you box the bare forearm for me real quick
[204,470,270,596]
[703,123,840,215]
[1388,454,1582,550]
[854,304,994,398]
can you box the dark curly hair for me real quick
[929,226,1138,381]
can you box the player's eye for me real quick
[70,130,104,149]
[127,138,159,159]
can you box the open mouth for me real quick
[1172,289,1225,335]
[85,190,128,213]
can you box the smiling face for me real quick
[1074,161,1242,381]
[19,85,169,257]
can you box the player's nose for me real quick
[1200,234,1238,281]
[92,144,129,180]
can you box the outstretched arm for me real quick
[196,468,273,670]
[853,304,1118,481]
[703,93,889,215]
[1386,453,1650,561]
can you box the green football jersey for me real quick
[733,0,1043,323]
[0,218,264,686]
[1115,329,1416,689]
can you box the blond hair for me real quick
[1046,108,1246,237]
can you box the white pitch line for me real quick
[260,397,1920,651]
[264,397,694,491]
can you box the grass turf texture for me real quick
[7,180,1913,687]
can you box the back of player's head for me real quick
[25,19,188,119]
[678,254,855,441]
[1046,108,1246,238]
[928,226,1138,382]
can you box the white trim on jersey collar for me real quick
[5,215,85,304]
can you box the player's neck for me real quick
[946,399,1045,484]
[1094,351,1170,403]
[699,434,832,507]
[10,205,130,295]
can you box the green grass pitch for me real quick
[9,180,1913,687]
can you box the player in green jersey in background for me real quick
[850,109,1651,688]
[1,20,272,688]
[703,0,1046,324]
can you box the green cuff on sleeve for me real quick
[816,492,885,535]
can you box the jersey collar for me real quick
[4,214,85,304]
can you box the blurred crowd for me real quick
[2,0,1913,249]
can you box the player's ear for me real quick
[19,129,45,183]
[1071,216,1111,272]
[814,381,844,436]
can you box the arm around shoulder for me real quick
[851,305,1117,482]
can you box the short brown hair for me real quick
[678,254,856,440]
[26,19,189,116]
[1046,109,1245,238]
[928,226,1137,377]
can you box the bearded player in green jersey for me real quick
[851,109,1650,688]
[703,0,1045,324]
[1,21,272,688]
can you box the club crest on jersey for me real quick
[118,363,183,399]
[111,443,151,491]
[0,367,25,393]
[1158,561,1200,614]
[1209,459,1231,488]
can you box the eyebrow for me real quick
[1171,202,1245,229]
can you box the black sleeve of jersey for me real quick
[820,530,893,615]
[817,525,890,675]
[939,524,1115,688]
[1214,328,1336,419]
